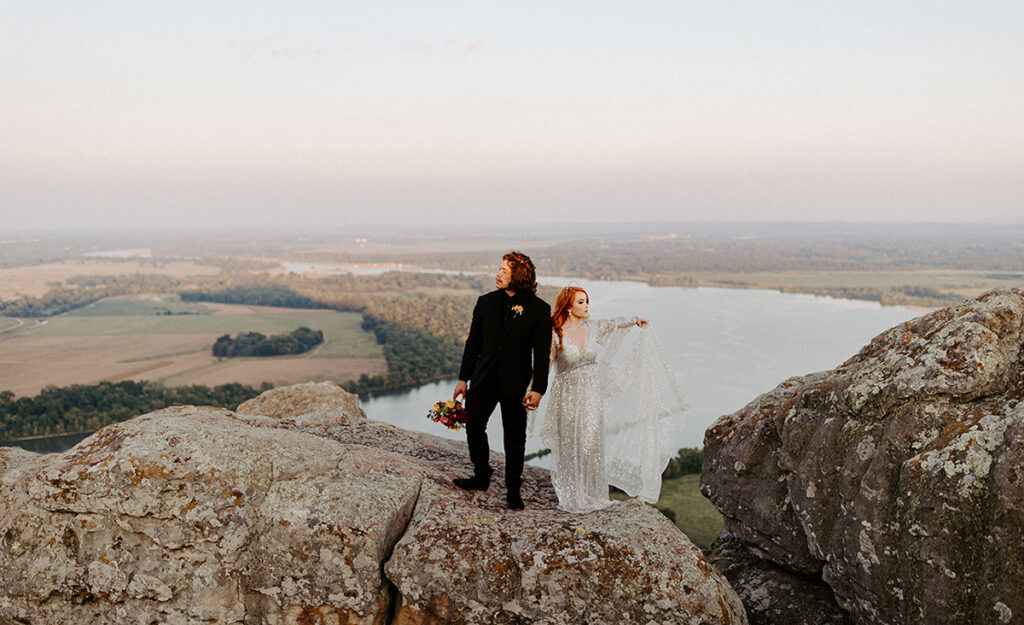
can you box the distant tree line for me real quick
[183,271,491,303]
[0,274,184,317]
[181,285,327,310]
[361,228,1024,276]
[317,232,1024,307]
[0,381,271,440]
[777,284,965,307]
[661,447,704,478]
[213,327,324,357]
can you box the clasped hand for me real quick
[522,391,542,411]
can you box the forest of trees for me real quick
[181,285,326,309]
[213,327,324,357]
[0,381,271,440]
[661,447,704,478]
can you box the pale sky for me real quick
[2,2,1022,231]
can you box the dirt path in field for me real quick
[0,318,24,334]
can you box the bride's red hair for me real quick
[551,286,588,350]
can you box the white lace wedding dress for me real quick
[540,318,688,513]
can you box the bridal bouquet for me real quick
[427,399,469,431]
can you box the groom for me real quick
[453,251,552,509]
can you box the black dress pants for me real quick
[465,384,527,493]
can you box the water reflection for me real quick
[1,431,92,455]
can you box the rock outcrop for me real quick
[1,382,745,625]
[702,287,1024,625]
[706,531,852,625]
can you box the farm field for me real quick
[0,294,386,396]
[0,260,222,300]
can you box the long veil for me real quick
[598,323,688,503]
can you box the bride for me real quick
[540,285,688,514]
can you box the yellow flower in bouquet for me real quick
[427,399,469,431]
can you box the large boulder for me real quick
[1,406,420,625]
[236,380,366,422]
[702,287,1024,625]
[1,384,745,625]
[386,485,727,625]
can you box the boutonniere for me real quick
[511,305,524,317]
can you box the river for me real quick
[2,279,920,460]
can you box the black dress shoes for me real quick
[453,475,491,491]
[506,491,525,510]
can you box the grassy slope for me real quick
[612,474,724,551]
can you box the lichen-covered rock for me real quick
[310,405,747,625]
[701,287,1024,625]
[1,384,745,625]
[706,531,853,625]
[385,482,738,625]
[1,406,421,625]
[236,380,365,421]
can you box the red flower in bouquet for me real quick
[427,399,469,431]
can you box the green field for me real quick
[27,295,382,359]
[614,474,724,551]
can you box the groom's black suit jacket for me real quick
[459,289,551,397]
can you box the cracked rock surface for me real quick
[702,288,1024,625]
[2,381,744,625]
[706,531,852,625]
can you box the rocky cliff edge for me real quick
[1,381,744,625]
[702,287,1024,625]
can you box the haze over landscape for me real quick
[3,2,1022,231]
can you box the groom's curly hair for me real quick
[503,251,537,294]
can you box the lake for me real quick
[364,278,919,467]
[3,279,920,459]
